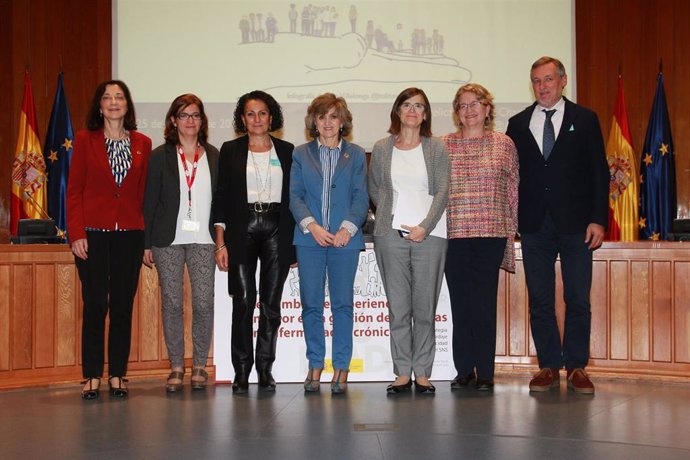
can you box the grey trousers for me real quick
[374,230,447,378]
[152,244,215,368]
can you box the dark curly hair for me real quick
[163,94,209,145]
[86,80,137,131]
[233,90,284,134]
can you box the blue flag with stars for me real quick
[43,73,74,239]
[639,72,676,240]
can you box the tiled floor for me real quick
[2,376,689,459]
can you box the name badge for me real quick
[182,220,201,232]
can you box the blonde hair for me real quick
[452,83,495,130]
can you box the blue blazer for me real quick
[289,139,369,249]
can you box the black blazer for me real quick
[211,135,296,265]
[506,98,609,234]
[143,141,220,249]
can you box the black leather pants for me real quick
[228,207,290,376]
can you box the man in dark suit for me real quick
[506,56,609,394]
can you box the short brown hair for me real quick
[304,93,353,139]
[164,94,209,145]
[452,83,495,130]
[531,56,567,77]
[388,87,432,137]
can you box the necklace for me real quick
[104,129,128,140]
[249,147,272,203]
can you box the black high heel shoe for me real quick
[386,379,413,395]
[414,380,436,394]
[232,373,249,394]
[108,376,129,398]
[81,378,100,400]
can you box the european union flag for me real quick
[43,73,74,239]
[639,72,676,240]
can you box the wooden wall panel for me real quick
[0,246,211,390]
[652,261,672,362]
[56,263,77,367]
[139,266,161,362]
[11,265,33,370]
[609,261,629,360]
[34,264,55,368]
[508,260,527,357]
[576,0,690,222]
[590,260,608,359]
[674,262,690,363]
[631,261,651,361]
[0,0,112,242]
[3,243,690,389]
[0,265,10,371]
[495,271,507,356]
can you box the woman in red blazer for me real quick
[66,80,152,400]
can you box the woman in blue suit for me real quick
[290,93,369,394]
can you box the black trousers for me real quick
[75,230,144,378]
[228,208,290,376]
[445,237,506,380]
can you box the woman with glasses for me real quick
[443,83,518,391]
[368,87,449,395]
[212,90,296,394]
[67,80,152,400]
[143,94,219,392]
[289,93,369,394]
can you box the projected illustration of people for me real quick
[231,4,469,95]
[349,5,357,33]
[289,4,298,33]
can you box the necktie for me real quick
[542,109,556,160]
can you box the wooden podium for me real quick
[1,242,689,390]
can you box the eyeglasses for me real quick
[400,102,426,112]
[458,101,484,111]
[177,112,202,120]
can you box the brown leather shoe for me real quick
[529,368,561,392]
[567,368,595,394]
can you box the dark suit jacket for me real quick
[143,141,219,249]
[67,129,152,242]
[506,98,609,234]
[211,135,296,265]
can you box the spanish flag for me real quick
[10,72,48,236]
[605,75,638,241]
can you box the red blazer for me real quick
[67,129,152,242]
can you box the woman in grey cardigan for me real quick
[368,87,449,395]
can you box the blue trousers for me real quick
[520,215,593,370]
[296,246,360,370]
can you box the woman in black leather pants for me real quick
[212,90,296,393]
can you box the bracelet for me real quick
[215,244,226,253]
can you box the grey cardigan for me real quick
[368,135,449,236]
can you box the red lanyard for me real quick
[178,144,201,209]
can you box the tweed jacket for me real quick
[368,135,449,236]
